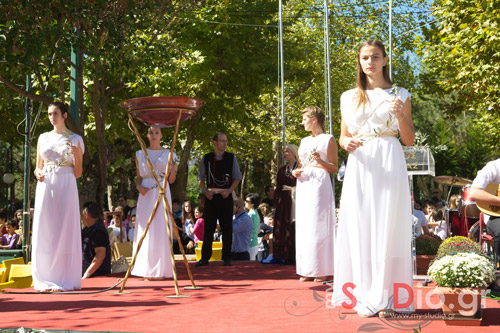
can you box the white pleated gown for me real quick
[295,133,336,277]
[333,88,414,315]
[132,149,175,278]
[32,132,84,291]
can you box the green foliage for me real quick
[418,0,500,155]
[416,234,442,255]
[0,0,439,204]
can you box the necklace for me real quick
[285,161,298,177]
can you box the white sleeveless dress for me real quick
[132,149,175,278]
[295,133,336,277]
[32,131,84,291]
[333,88,414,315]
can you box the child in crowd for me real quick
[257,212,274,261]
[128,215,136,243]
[432,209,448,241]
[258,203,272,224]
[16,222,23,248]
[1,220,19,249]
[190,206,204,247]
[110,214,126,242]
[182,201,195,249]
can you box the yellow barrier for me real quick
[195,241,222,261]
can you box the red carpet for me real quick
[1,261,500,332]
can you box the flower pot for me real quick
[416,255,435,275]
[436,287,484,317]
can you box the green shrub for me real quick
[415,234,441,255]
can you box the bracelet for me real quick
[396,114,406,121]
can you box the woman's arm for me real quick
[34,138,45,182]
[72,141,84,178]
[311,137,338,173]
[135,156,148,196]
[168,162,177,184]
[339,119,363,152]
[393,98,415,146]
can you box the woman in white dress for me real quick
[292,106,338,282]
[32,102,84,292]
[333,40,415,317]
[132,126,177,280]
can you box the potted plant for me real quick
[428,238,496,319]
[436,236,482,258]
[415,234,441,275]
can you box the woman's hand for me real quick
[342,137,363,153]
[311,151,322,163]
[34,168,45,182]
[69,145,78,157]
[292,169,303,178]
[137,185,149,196]
[391,97,405,120]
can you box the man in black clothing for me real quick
[81,201,111,278]
[262,185,275,208]
[197,132,241,266]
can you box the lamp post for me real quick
[2,144,15,214]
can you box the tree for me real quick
[0,0,201,207]
[418,0,500,155]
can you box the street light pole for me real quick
[22,75,32,261]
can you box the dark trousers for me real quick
[231,251,250,260]
[487,217,500,268]
[202,193,233,261]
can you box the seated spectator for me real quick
[16,222,23,249]
[258,212,274,261]
[262,185,275,208]
[109,213,126,242]
[1,220,19,249]
[13,209,23,227]
[432,209,448,241]
[172,199,182,220]
[258,203,272,226]
[245,193,261,261]
[128,214,136,243]
[190,206,204,247]
[181,201,195,250]
[81,201,112,278]
[231,197,253,260]
[430,188,446,207]
[413,206,430,238]
[0,208,7,235]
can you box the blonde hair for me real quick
[283,144,299,162]
[449,194,459,210]
[355,39,392,111]
[301,106,325,129]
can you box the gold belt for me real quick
[207,188,226,193]
[282,185,296,191]
[354,131,398,139]
[45,162,74,167]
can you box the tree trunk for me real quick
[91,66,108,210]
[170,114,200,202]
[107,185,113,210]
[240,159,249,198]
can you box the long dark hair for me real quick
[355,39,392,111]
[49,101,69,115]
[181,201,194,226]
